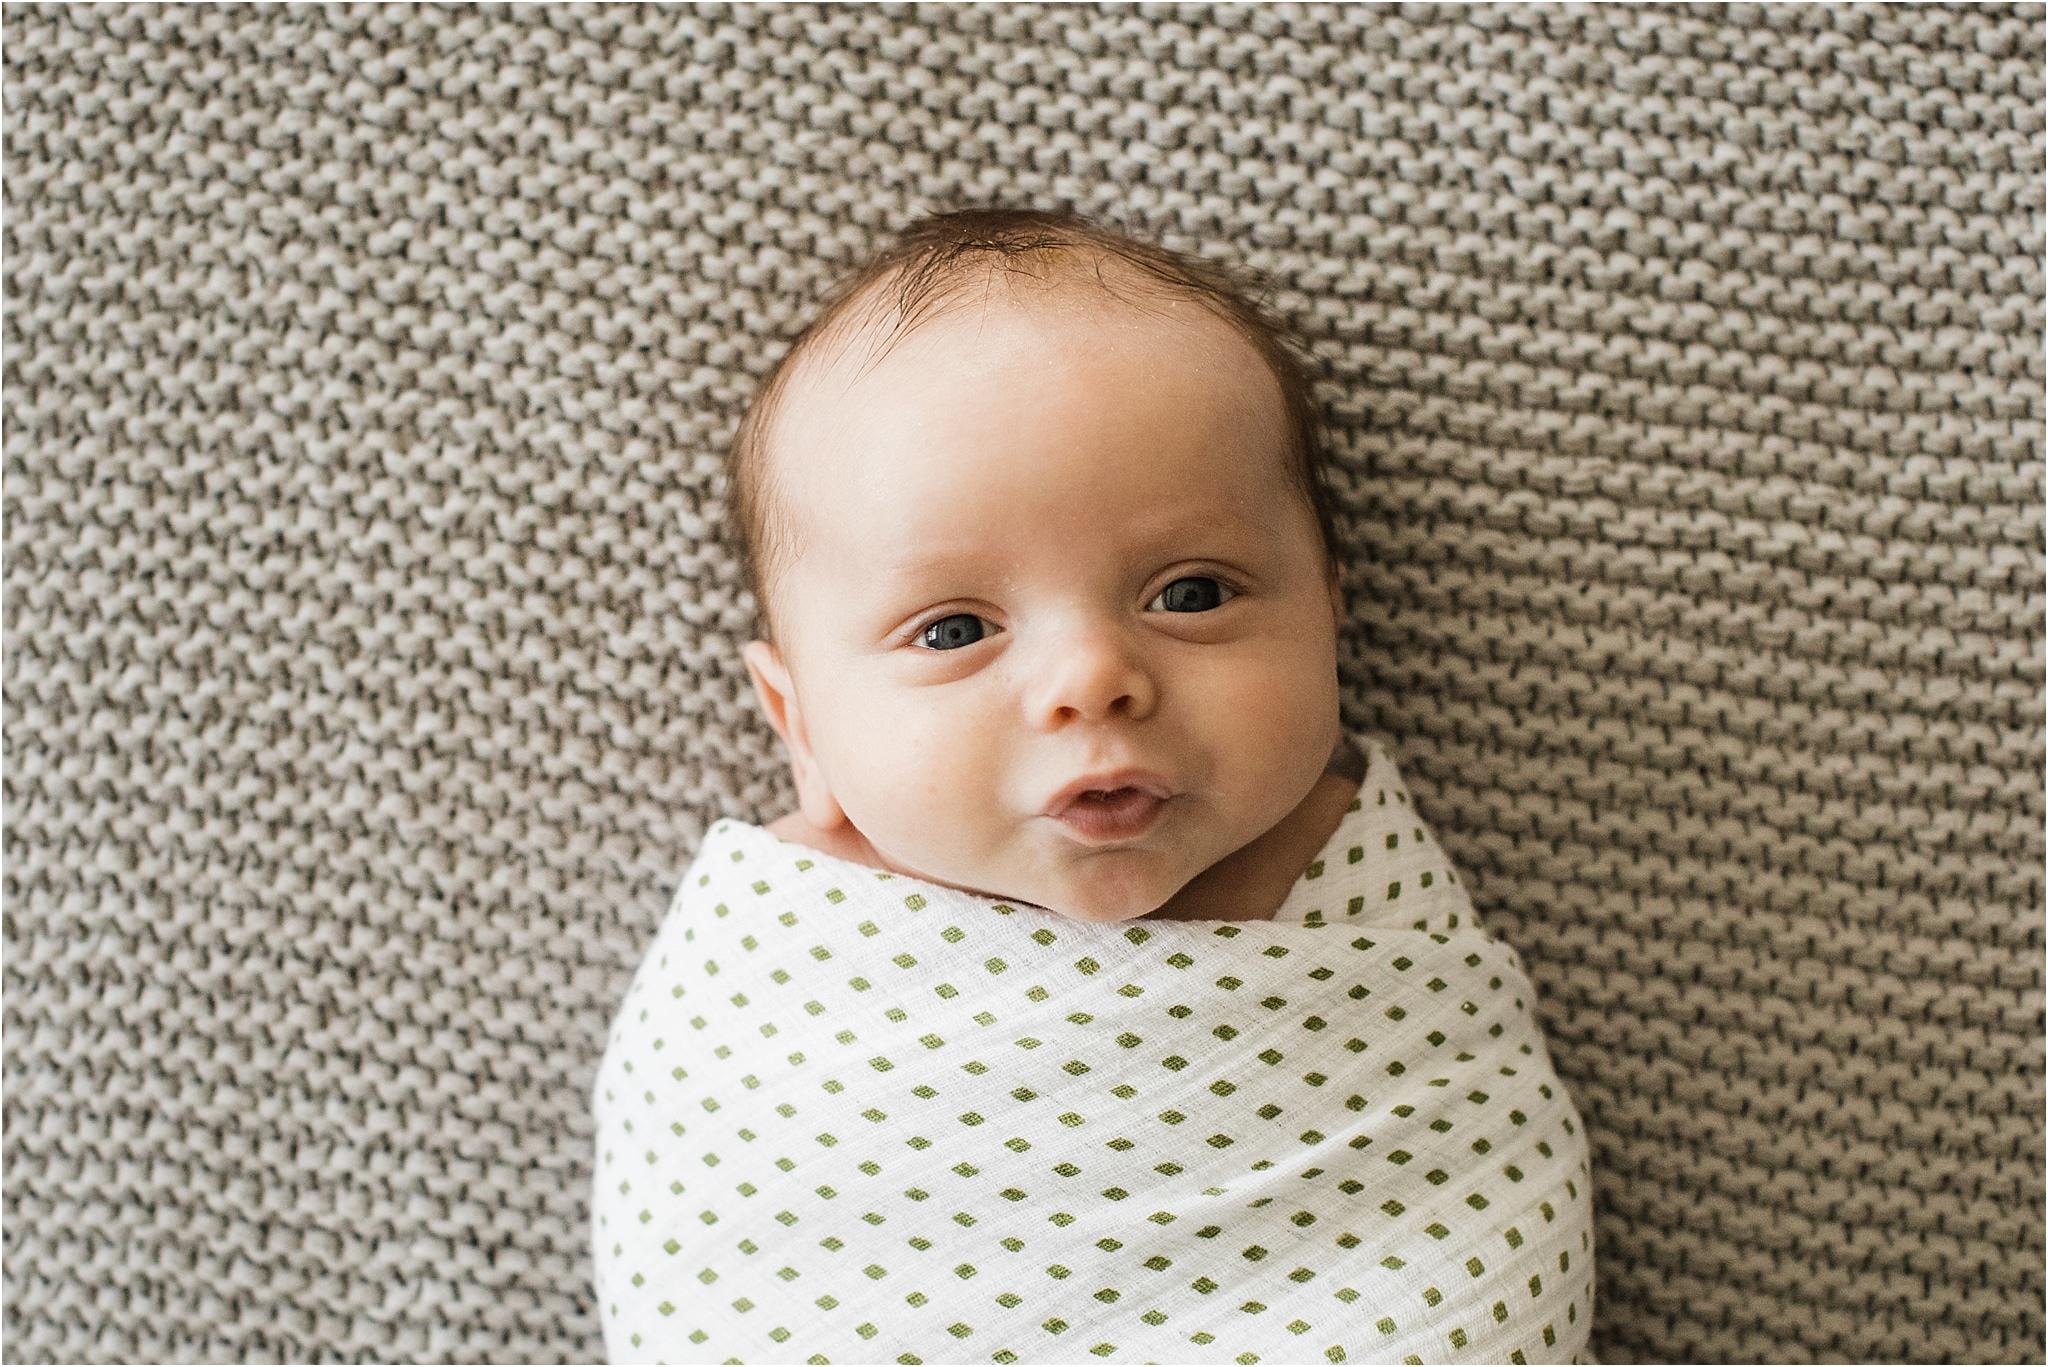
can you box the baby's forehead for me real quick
[754,262,1298,604]
[785,302,1290,510]
[782,276,1268,442]
[775,321,1277,533]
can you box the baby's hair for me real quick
[725,204,1342,646]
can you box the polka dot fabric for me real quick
[592,735,1596,1363]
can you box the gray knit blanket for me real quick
[4,4,2041,1363]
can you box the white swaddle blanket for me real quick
[592,735,1596,1364]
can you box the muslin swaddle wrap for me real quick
[592,736,1596,1364]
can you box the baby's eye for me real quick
[1149,576,1236,613]
[917,613,991,651]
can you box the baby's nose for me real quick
[1026,628,1157,726]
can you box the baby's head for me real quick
[729,206,1346,923]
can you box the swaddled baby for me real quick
[592,207,1596,1363]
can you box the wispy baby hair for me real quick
[725,204,1342,646]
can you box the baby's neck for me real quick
[763,735,1366,923]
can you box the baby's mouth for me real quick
[1051,788,1168,843]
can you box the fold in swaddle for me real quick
[593,736,1596,1363]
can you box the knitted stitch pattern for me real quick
[4,4,2042,1362]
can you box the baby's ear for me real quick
[741,639,799,747]
[740,640,848,831]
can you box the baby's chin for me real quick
[1008,862,1193,924]
[861,832,1193,924]
[899,861,1175,924]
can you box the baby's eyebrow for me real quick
[875,543,988,581]
[880,520,1277,590]
[875,511,1280,583]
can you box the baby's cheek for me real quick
[859,749,990,856]
[1209,651,1326,728]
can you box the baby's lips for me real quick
[1042,768,1175,818]
[1047,788,1169,844]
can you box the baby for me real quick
[592,207,1596,1365]
[732,206,1363,928]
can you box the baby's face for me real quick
[742,285,1342,923]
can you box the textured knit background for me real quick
[3,3,2043,1363]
